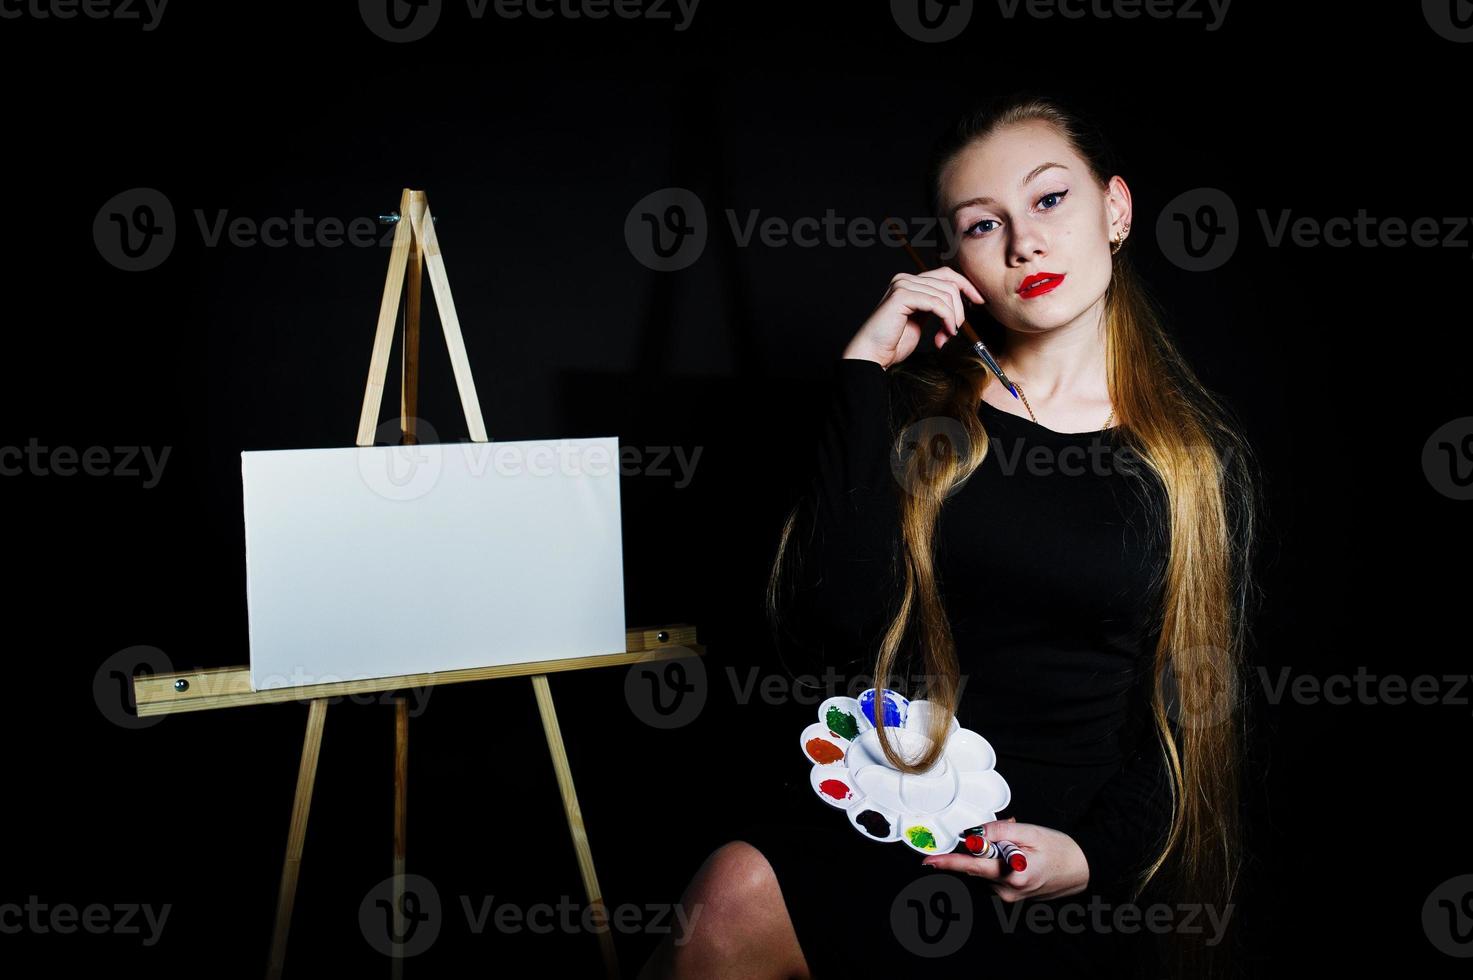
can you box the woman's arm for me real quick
[783,356,904,669]
[781,265,976,668]
[1066,667,1180,905]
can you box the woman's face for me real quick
[940,119,1131,335]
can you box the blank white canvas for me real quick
[241,437,626,692]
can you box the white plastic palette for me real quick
[799,689,1011,855]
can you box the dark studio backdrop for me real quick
[6,3,1470,977]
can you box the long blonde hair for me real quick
[766,91,1264,978]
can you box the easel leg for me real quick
[530,674,621,980]
[267,698,330,980]
[400,218,421,445]
[391,697,408,980]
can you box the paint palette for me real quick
[800,689,1011,856]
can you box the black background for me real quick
[7,2,1471,977]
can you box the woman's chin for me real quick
[1001,301,1097,334]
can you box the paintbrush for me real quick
[883,216,1020,400]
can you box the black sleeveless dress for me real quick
[735,356,1177,977]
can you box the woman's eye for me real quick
[963,190,1067,238]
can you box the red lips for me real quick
[1017,272,1065,298]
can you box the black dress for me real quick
[736,356,1178,977]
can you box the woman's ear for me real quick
[1105,175,1133,233]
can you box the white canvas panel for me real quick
[241,437,626,691]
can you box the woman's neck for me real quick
[998,317,1110,402]
[986,316,1114,430]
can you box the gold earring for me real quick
[1110,224,1131,254]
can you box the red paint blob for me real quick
[818,778,852,801]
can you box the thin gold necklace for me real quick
[1005,368,1115,431]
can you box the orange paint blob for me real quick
[805,737,844,764]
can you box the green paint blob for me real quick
[906,826,937,850]
[825,706,859,740]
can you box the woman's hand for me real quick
[919,816,1091,903]
[842,266,984,370]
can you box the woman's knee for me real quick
[669,841,797,970]
[686,841,783,932]
[699,842,781,897]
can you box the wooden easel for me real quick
[132,189,704,979]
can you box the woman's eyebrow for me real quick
[947,162,1070,216]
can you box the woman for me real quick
[639,90,1262,979]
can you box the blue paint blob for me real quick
[858,688,908,728]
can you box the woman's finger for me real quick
[889,284,959,336]
[917,265,985,306]
[920,853,1007,878]
[976,818,1033,846]
[890,277,959,327]
[908,272,965,327]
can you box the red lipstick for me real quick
[1017,271,1065,298]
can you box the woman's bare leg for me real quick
[636,841,811,980]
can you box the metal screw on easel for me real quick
[378,212,437,224]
